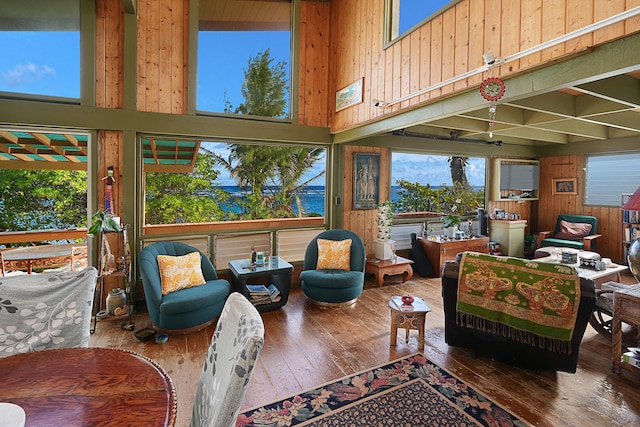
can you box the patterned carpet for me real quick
[237,353,531,427]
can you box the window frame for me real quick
[584,153,640,207]
[383,0,462,47]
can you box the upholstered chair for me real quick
[138,242,230,333]
[190,292,264,427]
[538,214,602,251]
[300,229,366,305]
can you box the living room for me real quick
[1,1,640,426]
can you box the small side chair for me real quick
[190,292,264,427]
[300,229,366,305]
[138,241,230,333]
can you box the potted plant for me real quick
[441,199,461,238]
[88,211,121,236]
[374,201,396,260]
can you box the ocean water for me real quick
[219,186,403,217]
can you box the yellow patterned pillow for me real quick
[316,238,352,270]
[157,252,206,295]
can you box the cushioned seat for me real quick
[300,229,366,305]
[139,242,230,333]
[539,214,601,251]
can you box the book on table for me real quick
[246,284,281,305]
[246,284,270,295]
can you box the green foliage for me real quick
[88,211,121,235]
[0,169,87,233]
[394,180,484,216]
[226,49,288,118]
[145,150,228,224]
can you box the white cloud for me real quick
[2,63,56,87]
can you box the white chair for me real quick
[190,292,264,427]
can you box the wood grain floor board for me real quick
[89,272,640,427]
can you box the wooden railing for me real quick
[0,229,88,246]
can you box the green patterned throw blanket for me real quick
[457,252,581,354]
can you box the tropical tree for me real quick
[0,169,87,238]
[448,156,470,188]
[144,149,228,224]
[217,49,324,219]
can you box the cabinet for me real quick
[622,193,639,263]
[418,236,490,277]
[491,158,539,201]
[612,284,640,374]
[489,220,527,257]
[91,225,134,333]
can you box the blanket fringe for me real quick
[456,312,572,355]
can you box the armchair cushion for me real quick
[316,238,351,270]
[157,252,206,295]
[554,220,592,241]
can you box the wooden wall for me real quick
[538,155,624,262]
[328,0,640,133]
[298,1,331,128]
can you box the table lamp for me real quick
[622,187,640,282]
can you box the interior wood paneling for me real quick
[328,0,640,134]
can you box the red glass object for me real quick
[401,295,414,305]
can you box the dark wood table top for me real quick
[0,347,177,427]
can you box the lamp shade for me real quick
[621,187,640,211]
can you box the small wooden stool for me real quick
[389,296,431,347]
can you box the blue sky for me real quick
[0,1,483,188]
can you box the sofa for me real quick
[442,252,596,373]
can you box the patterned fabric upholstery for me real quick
[0,267,98,358]
[190,292,264,427]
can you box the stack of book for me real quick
[246,284,281,305]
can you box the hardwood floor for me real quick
[90,272,640,427]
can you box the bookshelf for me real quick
[622,193,639,263]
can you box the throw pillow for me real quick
[316,238,352,270]
[554,220,592,241]
[157,252,206,295]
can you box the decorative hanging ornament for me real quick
[480,76,505,138]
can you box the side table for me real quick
[612,284,640,373]
[366,255,413,287]
[228,256,293,312]
[389,296,431,348]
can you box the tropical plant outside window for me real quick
[391,153,485,216]
[197,0,291,118]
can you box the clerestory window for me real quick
[384,0,460,44]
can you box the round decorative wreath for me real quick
[480,77,506,102]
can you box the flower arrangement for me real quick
[442,199,461,229]
[376,201,394,241]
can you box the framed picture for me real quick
[336,78,364,112]
[552,178,577,195]
[353,153,379,209]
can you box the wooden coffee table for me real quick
[366,255,413,287]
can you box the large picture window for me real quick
[585,153,640,206]
[385,0,460,44]
[0,0,80,99]
[143,139,326,225]
[391,152,485,213]
[197,0,291,118]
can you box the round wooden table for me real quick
[0,348,177,427]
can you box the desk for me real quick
[418,236,490,277]
[366,255,413,286]
[0,348,177,427]
[1,244,87,274]
[612,284,640,374]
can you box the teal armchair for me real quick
[538,214,602,252]
[300,229,366,305]
[139,242,230,333]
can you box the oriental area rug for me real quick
[236,353,531,427]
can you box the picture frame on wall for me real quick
[336,78,364,112]
[552,178,577,195]
[353,152,379,209]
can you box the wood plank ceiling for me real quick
[377,71,640,148]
